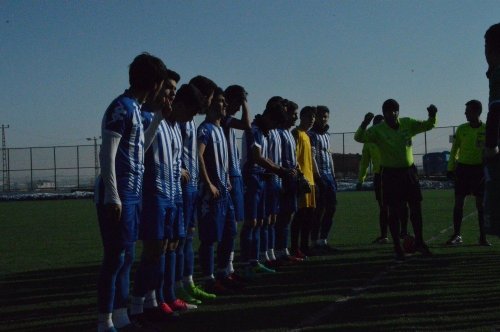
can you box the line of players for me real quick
[94,53,339,332]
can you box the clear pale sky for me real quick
[1,0,499,149]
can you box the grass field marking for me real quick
[290,211,478,331]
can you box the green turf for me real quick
[1,190,500,331]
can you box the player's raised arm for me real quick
[354,112,374,143]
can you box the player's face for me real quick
[164,79,177,104]
[318,111,329,128]
[465,106,480,123]
[287,109,298,127]
[383,107,399,127]
[211,94,227,118]
[301,112,316,130]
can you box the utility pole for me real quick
[1,125,9,192]
[86,136,101,178]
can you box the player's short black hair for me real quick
[465,99,482,113]
[174,84,204,110]
[300,106,317,117]
[485,23,500,52]
[189,75,217,98]
[287,100,298,112]
[382,99,399,113]
[266,96,286,110]
[129,52,167,92]
[166,69,180,83]
[316,105,330,115]
[263,97,287,125]
[224,85,247,101]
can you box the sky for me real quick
[1,0,499,149]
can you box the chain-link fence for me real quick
[0,126,457,193]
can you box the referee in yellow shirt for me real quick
[446,100,491,246]
[355,99,437,261]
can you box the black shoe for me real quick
[415,243,432,257]
[479,237,492,246]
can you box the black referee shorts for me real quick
[380,164,422,206]
[454,163,484,197]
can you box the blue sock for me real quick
[164,250,176,303]
[175,237,186,282]
[114,244,135,309]
[269,223,276,252]
[98,246,125,313]
[199,241,215,277]
[260,223,269,254]
[184,234,195,277]
[251,225,261,262]
[155,253,165,304]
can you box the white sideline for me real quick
[289,211,477,331]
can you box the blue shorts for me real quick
[280,174,298,215]
[244,173,266,220]
[182,190,199,229]
[198,194,237,243]
[230,176,245,222]
[316,173,337,207]
[265,178,281,217]
[97,202,140,248]
[169,201,186,239]
[139,197,175,240]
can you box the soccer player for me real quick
[176,75,218,303]
[308,105,338,254]
[222,85,251,279]
[240,98,295,278]
[355,99,437,261]
[197,87,239,294]
[290,106,317,259]
[262,97,287,268]
[95,53,167,332]
[131,79,206,327]
[357,115,411,244]
[275,101,302,263]
[446,100,491,246]
[484,23,500,235]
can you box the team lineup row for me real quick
[95,22,500,332]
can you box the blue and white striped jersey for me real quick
[308,130,334,175]
[279,128,297,169]
[266,129,282,185]
[141,111,174,204]
[97,93,145,203]
[180,120,199,192]
[241,122,268,175]
[197,121,229,195]
[222,116,242,177]
[165,120,183,203]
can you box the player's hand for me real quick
[148,81,166,112]
[287,168,297,177]
[104,203,122,223]
[356,182,362,191]
[446,171,454,180]
[209,184,220,199]
[181,169,190,183]
[427,104,438,118]
[362,113,374,126]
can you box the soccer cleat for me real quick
[290,249,307,260]
[220,274,246,290]
[479,238,492,246]
[203,279,235,295]
[228,272,249,284]
[414,243,432,257]
[264,259,280,270]
[281,254,304,264]
[143,303,178,322]
[254,262,276,273]
[168,298,197,311]
[176,286,202,305]
[445,235,463,246]
[372,236,390,244]
[186,283,217,301]
[129,313,159,332]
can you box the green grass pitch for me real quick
[1,189,500,331]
